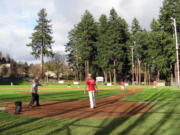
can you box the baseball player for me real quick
[120,81,125,90]
[84,74,98,109]
[28,77,43,108]
[153,81,157,88]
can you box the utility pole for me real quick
[172,17,179,85]
[131,47,134,85]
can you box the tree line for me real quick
[19,0,180,84]
[0,51,68,80]
[0,9,69,81]
[65,0,180,84]
[0,52,28,79]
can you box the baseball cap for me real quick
[35,77,40,82]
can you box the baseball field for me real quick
[0,82,180,135]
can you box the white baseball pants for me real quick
[89,91,96,108]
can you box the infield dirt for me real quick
[1,88,152,118]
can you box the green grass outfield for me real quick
[1,84,180,135]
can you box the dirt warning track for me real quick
[1,89,152,118]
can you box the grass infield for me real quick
[1,84,180,135]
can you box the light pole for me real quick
[131,46,134,85]
[172,17,179,85]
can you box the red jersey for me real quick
[121,81,125,86]
[153,81,157,86]
[86,78,96,91]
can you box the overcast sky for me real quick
[0,0,163,64]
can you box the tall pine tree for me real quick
[149,19,175,81]
[131,18,142,85]
[95,14,110,83]
[66,26,85,81]
[158,0,179,82]
[159,0,180,35]
[66,10,97,79]
[27,8,54,78]
[107,8,130,84]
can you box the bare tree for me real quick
[44,52,66,80]
[28,64,41,78]
[53,52,66,80]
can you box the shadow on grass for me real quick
[44,110,105,135]
[1,89,179,135]
[0,117,40,133]
[0,92,86,102]
[93,90,178,135]
[41,91,151,134]
[146,103,177,135]
[0,90,123,102]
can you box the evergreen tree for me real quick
[159,0,180,35]
[149,19,175,81]
[158,0,180,82]
[131,18,142,60]
[131,18,153,84]
[27,8,54,78]
[131,18,142,35]
[77,10,97,79]
[95,14,110,82]
[66,10,97,79]
[131,18,142,84]
[66,26,85,81]
[107,8,130,84]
